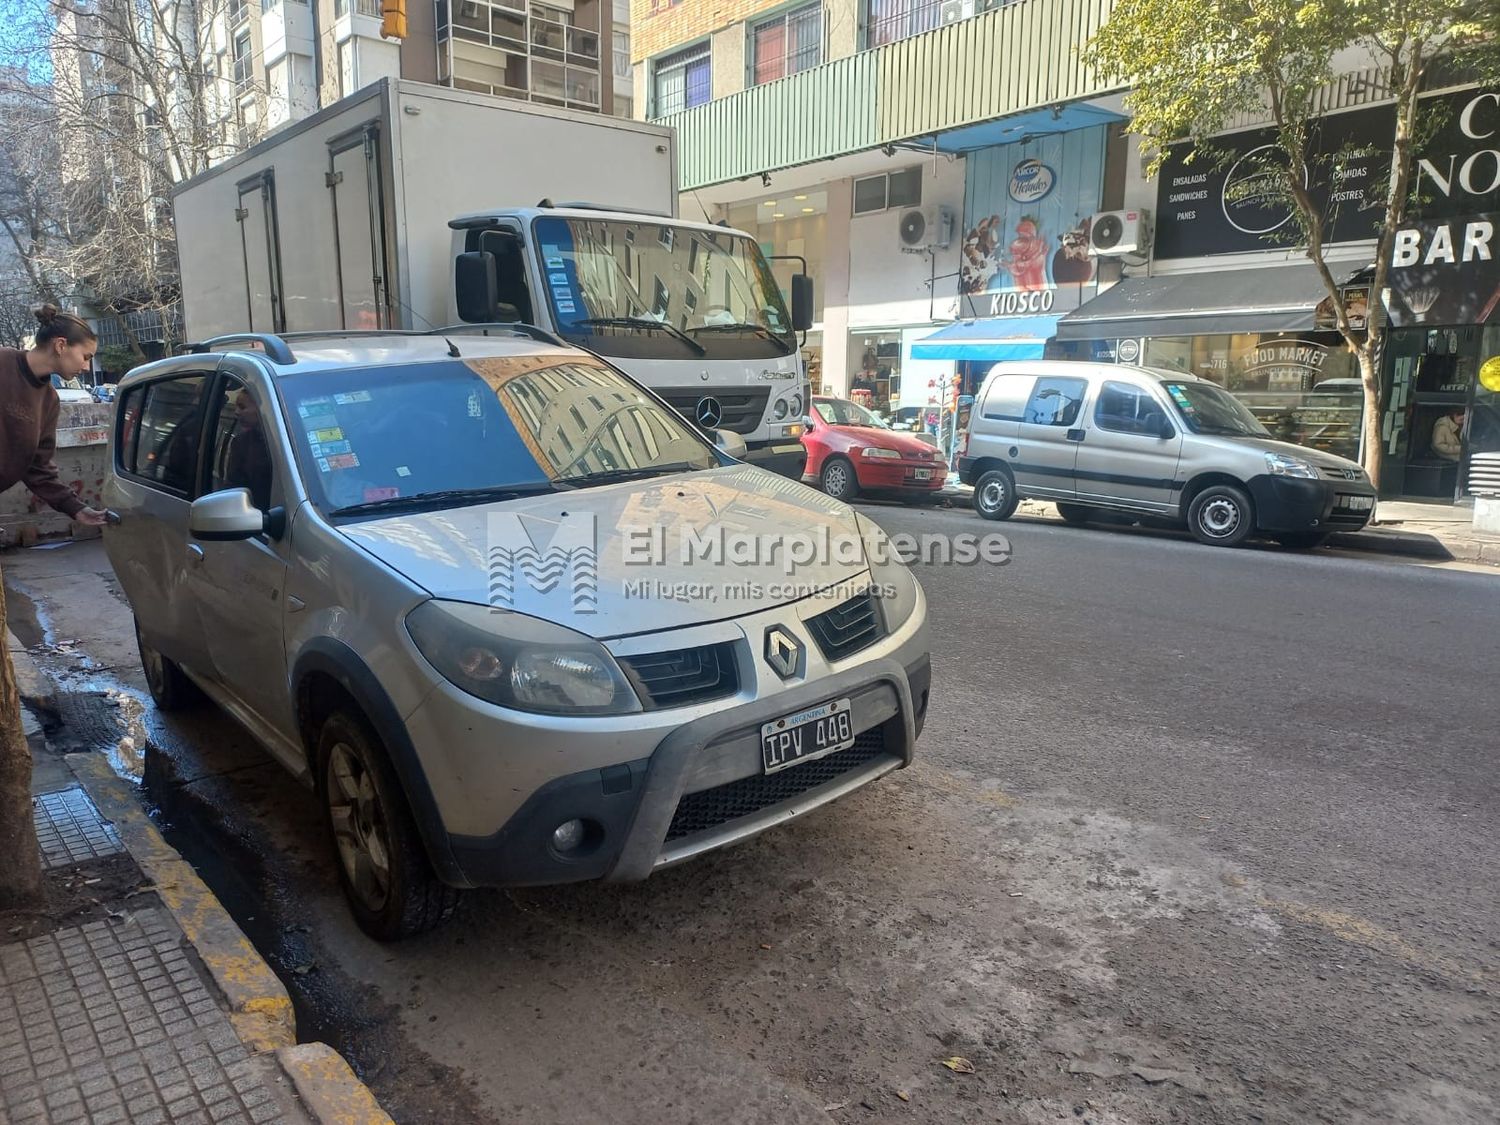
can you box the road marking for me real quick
[1261,898,1483,984]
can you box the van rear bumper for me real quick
[1247,475,1376,533]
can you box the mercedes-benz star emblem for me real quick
[695,396,724,429]
[764,626,802,680]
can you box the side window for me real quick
[209,379,275,512]
[133,376,209,493]
[1094,380,1167,436]
[1023,376,1089,427]
[116,386,144,474]
[980,374,1035,421]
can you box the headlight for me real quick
[789,393,802,416]
[406,600,639,715]
[854,512,920,633]
[1265,452,1319,479]
[861,446,901,459]
[773,398,790,420]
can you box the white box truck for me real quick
[172,78,813,478]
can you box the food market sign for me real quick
[1155,87,1498,259]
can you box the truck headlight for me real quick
[1265,452,1319,479]
[406,600,639,715]
[789,392,802,416]
[855,512,920,633]
[774,398,790,420]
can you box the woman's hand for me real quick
[74,507,110,526]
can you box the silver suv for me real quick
[103,330,931,939]
[959,361,1377,548]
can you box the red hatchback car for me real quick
[803,397,949,503]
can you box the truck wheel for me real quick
[820,456,860,502]
[1187,484,1255,547]
[973,468,1019,521]
[135,619,200,711]
[319,710,460,941]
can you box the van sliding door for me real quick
[235,170,285,334]
[327,123,390,330]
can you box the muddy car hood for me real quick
[338,464,872,639]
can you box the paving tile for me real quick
[31,787,124,868]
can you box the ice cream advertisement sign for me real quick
[960,126,1107,318]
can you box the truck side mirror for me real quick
[791,274,814,332]
[455,251,499,323]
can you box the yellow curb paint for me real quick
[276,1044,396,1125]
[65,752,297,1049]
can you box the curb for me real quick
[276,1044,397,1125]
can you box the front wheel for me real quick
[319,711,460,941]
[1187,484,1255,547]
[1276,531,1331,550]
[135,619,200,711]
[819,456,860,502]
[973,468,1019,521]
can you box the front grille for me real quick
[620,642,738,710]
[664,727,890,842]
[1322,466,1364,481]
[657,387,772,435]
[807,592,885,662]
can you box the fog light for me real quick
[552,818,586,853]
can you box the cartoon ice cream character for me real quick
[1001,215,1048,291]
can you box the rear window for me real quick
[277,355,716,513]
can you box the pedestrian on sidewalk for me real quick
[1,305,110,909]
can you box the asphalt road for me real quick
[5,508,1498,1125]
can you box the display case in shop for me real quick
[1239,384,1364,464]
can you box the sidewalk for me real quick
[3,633,393,1125]
[936,484,1500,565]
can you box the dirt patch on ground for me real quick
[0,852,149,944]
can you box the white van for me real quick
[957,361,1376,548]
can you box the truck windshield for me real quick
[533,217,796,361]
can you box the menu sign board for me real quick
[1155,87,1500,259]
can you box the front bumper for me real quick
[743,441,808,480]
[1246,474,1377,534]
[404,580,930,889]
[856,457,948,492]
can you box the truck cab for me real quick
[447,206,814,479]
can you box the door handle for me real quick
[187,544,204,564]
[1066,428,1086,442]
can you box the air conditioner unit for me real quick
[938,0,974,23]
[1088,208,1151,256]
[898,205,955,252]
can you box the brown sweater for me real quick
[0,348,85,517]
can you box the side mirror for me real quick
[1155,416,1176,440]
[455,251,499,323]
[790,274,814,332]
[189,488,266,541]
[714,428,748,461]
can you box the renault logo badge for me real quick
[764,626,801,680]
[695,396,724,429]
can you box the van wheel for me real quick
[1276,531,1331,550]
[820,456,860,502]
[319,711,460,941]
[973,468,1019,521]
[1055,502,1092,525]
[1187,484,1255,547]
[135,619,200,711]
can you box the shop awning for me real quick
[1054,264,1337,341]
[910,315,1057,361]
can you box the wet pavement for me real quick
[4,513,1500,1125]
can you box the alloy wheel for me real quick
[326,742,393,911]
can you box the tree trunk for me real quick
[1356,344,1385,488]
[0,574,42,910]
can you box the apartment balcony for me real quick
[660,0,1123,189]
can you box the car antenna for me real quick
[445,337,461,357]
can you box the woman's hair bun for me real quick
[34,303,60,327]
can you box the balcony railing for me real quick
[662,0,1122,189]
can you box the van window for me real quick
[124,376,210,494]
[1094,381,1169,436]
[1023,377,1088,427]
[980,374,1034,421]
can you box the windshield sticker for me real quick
[311,440,352,456]
[325,453,360,470]
[334,391,372,405]
[297,398,332,417]
[300,412,338,431]
[546,256,565,270]
[316,457,330,472]
[549,273,567,286]
[1167,387,1196,411]
[556,300,576,314]
[396,466,411,477]
[308,427,344,444]
[467,391,482,418]
[363,487,399,502]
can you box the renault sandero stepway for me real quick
[103,330,931,939]
[959,361,1376,548]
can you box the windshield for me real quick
[815,399,889,428]
[533,217,796,361]
[279,355,719,515]
[1162,380,1270,438]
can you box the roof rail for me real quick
[185,333,296,365]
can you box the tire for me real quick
[1055,502,1093,525]
[318,710,460,941]
[1276,531,1331,550]
[1187,484,1255,547]
[819,456,860,502]
[135,619,200,711]
[972,467,1019,521]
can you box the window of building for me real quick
[863,0,947,48]
[232,30,252,87]
[651,42,709,117]
[613,30,630,79]
[751,3,821,85]
[851,166,922,215]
